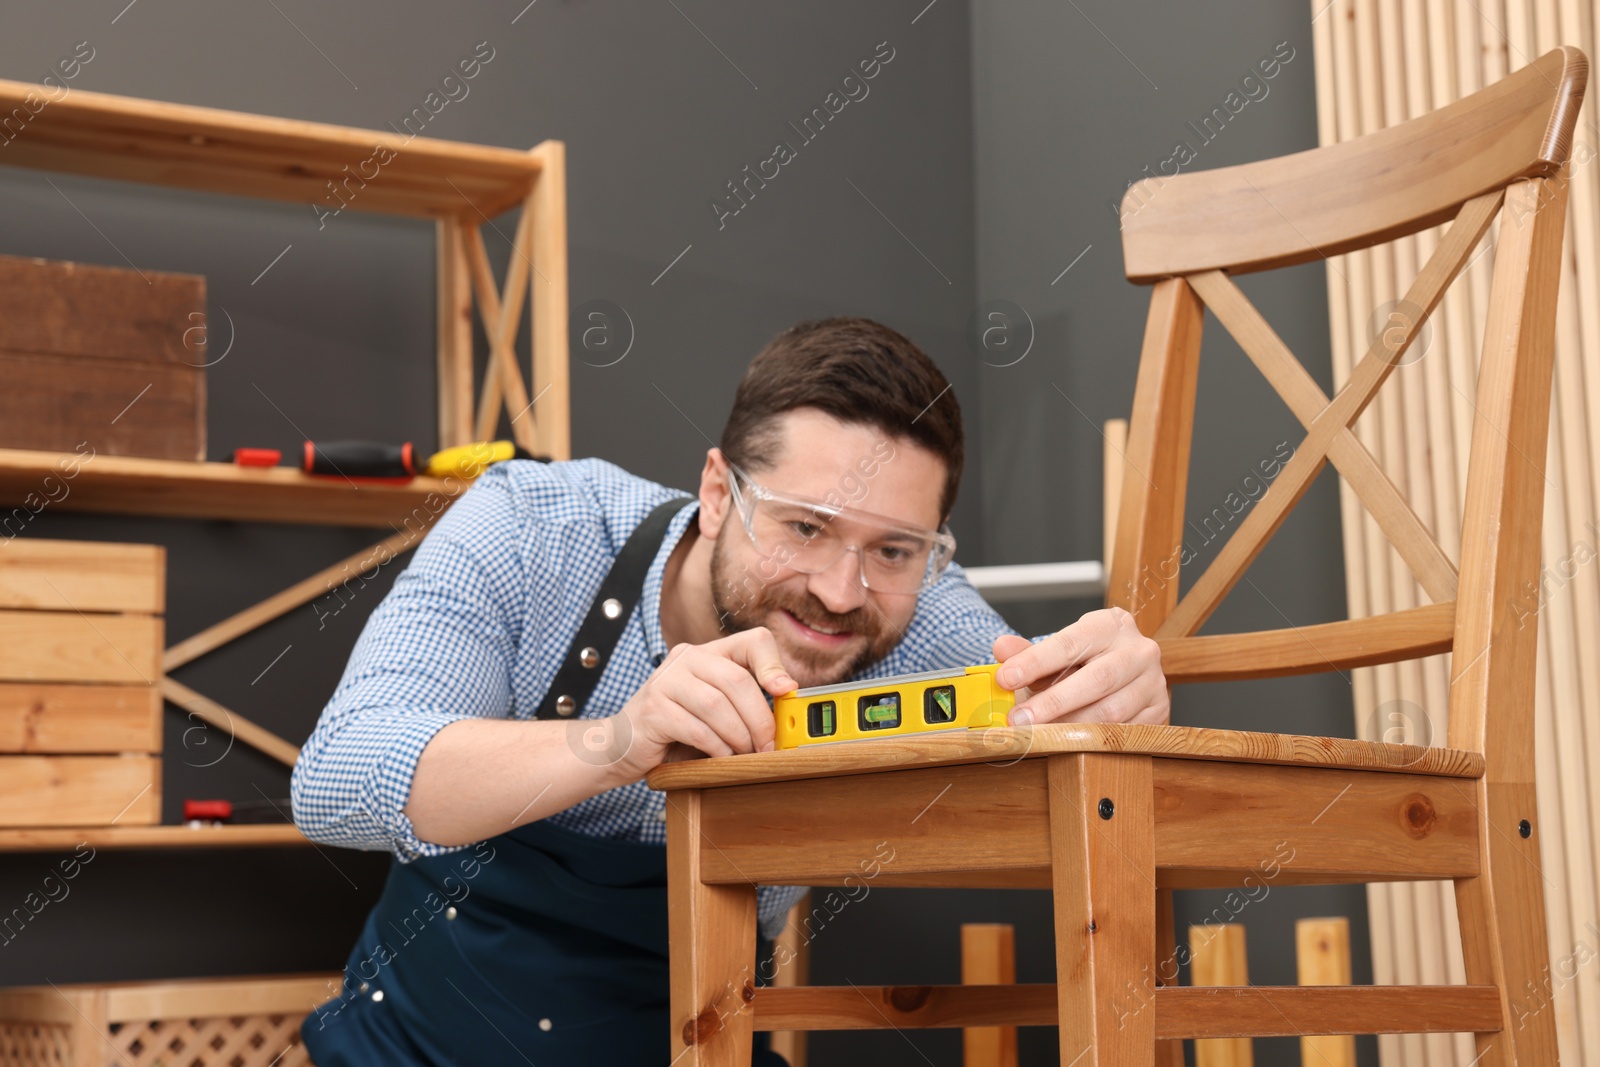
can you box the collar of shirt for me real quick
[639,497,702,668]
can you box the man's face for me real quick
[701,408,948,688]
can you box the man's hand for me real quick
[608,627,796,782]
[991,607,1169,726]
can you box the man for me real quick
[292,317,1169,1065]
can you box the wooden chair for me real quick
[647,45,1588,1064]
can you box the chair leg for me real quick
[1049,753,1156,1066]
[1454,780,1560,1064]
[1153,888,1183,1067]
[667,788,759,1066]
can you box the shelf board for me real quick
[0,78,542,219]
[0,823,310,851]
[0,447,457,528]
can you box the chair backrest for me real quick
[1109,46,1588,786]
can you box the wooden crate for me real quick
[0,973,339,1067]
[0,254,206,461]
[0,540,162,827]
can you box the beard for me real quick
[708,522,901,689]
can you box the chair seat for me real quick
[644,722,1483,791]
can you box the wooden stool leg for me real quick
[667,789,758,1066]
[1049,753,1156,1066]
[1454,781,1560,1065]
[1153,888,1183,1067]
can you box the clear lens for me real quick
[747,497,947,594]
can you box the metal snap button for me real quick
[580,646,601,668]
[371,990,384,1003]
[556,695,577,717]
[445,906,458,920]
[602,597,623,619]
[538,1018,552,1031]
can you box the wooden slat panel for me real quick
[1154,761,1479,882]
[0,755,158,826]
[1153,985,1500,1038]
[1121,47,1584,280]
[0,683,160,752]
[647,722,1484,792]
[1157,602,1455,683]
[0,610,160,683]
[0,539,163,613]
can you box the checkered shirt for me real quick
[290,457,1038,939]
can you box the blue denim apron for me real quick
[302,498,787,1065]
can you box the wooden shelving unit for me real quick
[0,79,571,851]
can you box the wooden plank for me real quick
[158,677,299,768]
[0,823,307,851]
[0,447,456,529]
[1296,918,1357,1066]
[435,219,475,450]
[1102,418,1127,578]
[1049,753,1156,1064]
[667,789,759,1066]
[1106,277,1203,634]
[0,254,204,363]
[0,539,163,613]
[1190,923,1253,1067]
[0,78,540,219]
[0,755,158,826]
[529,140,571,461]
[1120,48,1584,280]
[163,527,420,671]
[1155,602,1454,683]
[753,983,1058,1031]
[0,609,160,683]
[695,761,1050,886]
[0,352,204,461]
[0,683,160,752]
[1154,761,1480,883]
[100,974,342,1022]
[1152,985,1501,1038]
[646,722,1484,793]
[960,923,1017,1067]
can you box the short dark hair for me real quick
[718,317,964,520]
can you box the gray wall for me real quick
[0,3,1370,1064]
[969,2,1375,1063]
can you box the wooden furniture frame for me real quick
[0,79,570,846]
[647,45,1586,1064]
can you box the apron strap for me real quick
[534,496,694,720]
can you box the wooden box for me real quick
[0,539,163,827]
[0,254,206,461]
[0,973,339,1067]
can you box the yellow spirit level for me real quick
[772,663,1016,750]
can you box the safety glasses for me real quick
[725,462,957,595]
